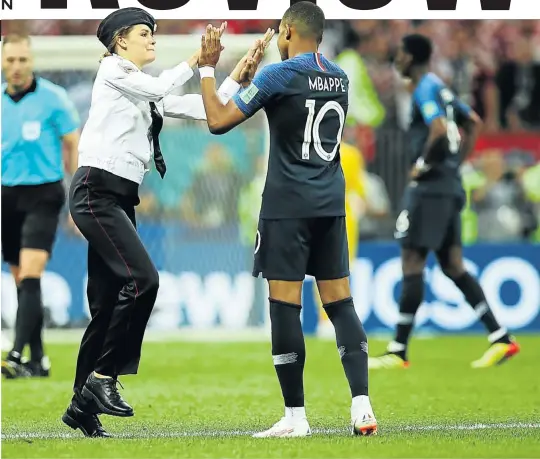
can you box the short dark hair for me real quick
[402,34,432,65]
[2,34,31,47]
[282,1,325,44]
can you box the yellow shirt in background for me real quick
[340,142,366,262]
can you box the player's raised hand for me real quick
[199,24,223,68]
[235,28,275,86]
[249,28,275,66]
[239,55,259,86]
[217,21,228,37]
[216,21,227,52]
[229,39,259,84]
[260,27,275,53]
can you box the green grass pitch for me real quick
[2,332,539,458]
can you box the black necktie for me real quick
[149,102,166,179]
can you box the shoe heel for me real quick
[62,413,78,430]
[82,385,134,418]
[81,386,94,402]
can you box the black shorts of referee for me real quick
[1,180,65,266]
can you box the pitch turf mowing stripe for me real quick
[3,422,540,440]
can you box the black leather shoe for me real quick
[62,403,111,438]
[73,388,101,415]
[82,373,134,417]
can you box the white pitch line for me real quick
[2,422,540,441]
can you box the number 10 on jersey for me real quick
[302,99,346,162]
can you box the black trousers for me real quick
[69,166,159,391]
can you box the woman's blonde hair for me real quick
[99,25,136,62]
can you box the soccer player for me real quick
[369,34,520,370]
[1,34,80,379]
[198,2,377,437]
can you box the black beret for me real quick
[97,7,157,49]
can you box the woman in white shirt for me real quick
[63,7,266,438]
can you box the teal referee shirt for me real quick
[2,77,80,186]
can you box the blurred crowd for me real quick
[4,19,540,244]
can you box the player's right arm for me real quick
[201,62,285,135]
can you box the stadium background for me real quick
[1,18,539,337]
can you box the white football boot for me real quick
[253,408,311,438]
[350,396,378,436]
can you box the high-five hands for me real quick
[232,28,275,86]
[198,23,274,85]
[199,22,227,68]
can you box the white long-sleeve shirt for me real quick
[78,54,240,184]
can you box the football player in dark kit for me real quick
[369,34,520,371]
[197,1,377,437]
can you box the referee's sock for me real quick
[324,297,369,397]
[10,278,42,361]
[270,299,306,412]
[18,282,46,363]
[29,299,45,363]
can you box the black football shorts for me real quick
[253,216,350,281]
[395,185,464,251]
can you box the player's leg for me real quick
[435,202,520,368]
[267,280,306,423]
[381,247,428,364]
[310,217,376,436]
[370,189,445,369]
[251,219,311,438]
[316,213,358,336]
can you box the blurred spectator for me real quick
[238,154,266,247]
[473,151,537,241]
[357,172,392,241]
[522,163,540,242]
[334,28,386,160]
[496,34,540,131]
[334,28,386,129]
[443,25,500,132]
[238,154,267,326]
[180,144,242,229]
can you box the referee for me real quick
[1,34,80,380]
[62,8,262,437]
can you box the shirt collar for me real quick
[113,54,141,72]
[4,76,38,102]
